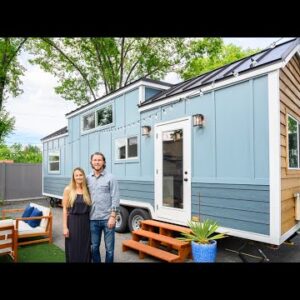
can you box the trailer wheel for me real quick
[50,198,56,208]
[128,208,150,232]
[115,206,129,233]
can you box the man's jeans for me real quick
[90,220,115,263]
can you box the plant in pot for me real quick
[178,219,227,262]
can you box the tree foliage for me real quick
[0,109,15,143]
[26,38,186,105]
[178,38,260,80]
[0,143,42,163]
[0,38,27,111]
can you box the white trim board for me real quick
[268,70,281,245]
[139,62,283,112]
[43,193,63,200]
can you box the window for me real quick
[115,136,138,160]
[288,115,299,169]
[83,112,95,131]
[116,138,126,160]
[97,105,113,126]
[127,137,138,158]
[82,104,113,133]
[48,151,60,173]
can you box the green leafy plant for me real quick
[178,219,227,244]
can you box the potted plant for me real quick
[178,219,227,262]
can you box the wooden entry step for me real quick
[122,240,180,262]
[132,229,191,261]
[122,219,192,262]
[141,219,192,234]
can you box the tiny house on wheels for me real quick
[42,38,300,245]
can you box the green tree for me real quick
[179,38,259,80]
[26,38,186,105]
[0,38,28,111]
[0,109,15,143]
[0,143,42,163]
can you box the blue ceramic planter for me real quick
[191,240,217,262]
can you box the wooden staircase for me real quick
[122,220,192,262]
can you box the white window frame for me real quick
[115,136,139,161]
[48,150,60,174]
[287,114,300,170]
[81,103,114,134]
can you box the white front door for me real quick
[154,117,191,225]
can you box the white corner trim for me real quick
[66,80,170,119]
[120,199,155,217]
[268,70,281,245]
[282,44,300,68]
[139,62,283,112]
[139,86,145,104]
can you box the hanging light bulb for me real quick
[199,89,204,96]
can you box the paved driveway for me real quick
[2,198,300,263]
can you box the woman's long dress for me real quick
[65,194,91,262]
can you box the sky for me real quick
[4,37,294,148]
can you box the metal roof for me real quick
[41,126,68,141]
[140,38,300,107]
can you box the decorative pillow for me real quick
[21,205,34,223]
[27,207,43,228]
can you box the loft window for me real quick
[83,112,95,131]
[96,105,113,127]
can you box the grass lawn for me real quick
[0,243,66,263]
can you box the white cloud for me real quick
[5,55,78,146]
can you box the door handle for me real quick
[184,178,188,182]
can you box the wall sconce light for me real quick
[142,125,151,136]
[193,114,205,128]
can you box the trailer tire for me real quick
[128,208,150,232]
[115,206,129,233]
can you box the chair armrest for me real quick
[15,215,52,229]
[2,208,24,219]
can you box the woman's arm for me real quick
[62,187,70,238]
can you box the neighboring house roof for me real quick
[65,77,173,117]
[41,126,68,141]
[140,38,300,107]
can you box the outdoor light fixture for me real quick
[142,125,151,136]
[193,114,205,127]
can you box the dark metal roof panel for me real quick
[41,126,68,141]
[141,38,298,107]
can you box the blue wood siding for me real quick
[192,182,270,234]
[44,176,70,197]
[42,76,270,236]
[119,180,154,205]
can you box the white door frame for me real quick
[154,116,191,225]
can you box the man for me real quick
[87,152,120,263]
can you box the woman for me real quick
[63,167,92,262]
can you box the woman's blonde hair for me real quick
[66,167,91,207]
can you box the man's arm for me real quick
[109,175,120,216]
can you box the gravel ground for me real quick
[2,198,300,263]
